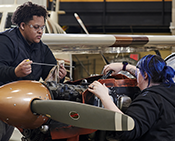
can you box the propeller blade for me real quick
[31,100,134,131]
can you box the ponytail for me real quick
[162,65,175,84]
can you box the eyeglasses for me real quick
[28,24,45,31]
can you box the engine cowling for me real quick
[0,80,52,129]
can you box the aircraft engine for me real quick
[46,81,85,102]
[0,74,139,141]
[0,74,139,132]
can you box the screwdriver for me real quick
[26,59,74,68]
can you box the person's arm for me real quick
[15,59,33,77]
[0,36,18,83]
[0,35,33,84]
[103,62,136,77]
[88,80,160,140]
[59,64,67,80]
[88,81,123,114]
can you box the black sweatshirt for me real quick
[0,27,57,85]
[117,83,175,141]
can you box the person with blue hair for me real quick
[88,54,175,141]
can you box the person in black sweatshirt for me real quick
[0,2,67,141]
[88,54,175,141]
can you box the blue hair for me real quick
[136,54,175,86]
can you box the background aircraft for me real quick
[1,0,175,54]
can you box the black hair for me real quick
[11,1,47,26]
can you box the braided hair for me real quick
[136,54,175,86]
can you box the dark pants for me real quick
[0,120,14,141]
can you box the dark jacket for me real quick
[117,83,175,141]
[0,27,57,86]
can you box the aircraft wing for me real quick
[42,34,175,53]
